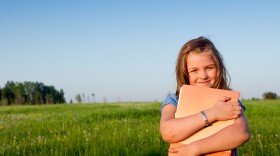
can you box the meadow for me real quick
[0,100,279,156]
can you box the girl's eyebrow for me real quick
[187,66,197,70]
[188,64,215,69]
[207,64,216,66]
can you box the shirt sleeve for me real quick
[238,100,246,111]
[160,94,178,113]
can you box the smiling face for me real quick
[187,51,217,88]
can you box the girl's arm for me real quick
[174,110,250,155]
[160,104,206,143]
[160,96,242,143]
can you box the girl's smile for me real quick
[187,52,217,88]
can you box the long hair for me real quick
[175,36,230,96]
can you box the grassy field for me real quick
[0,100,279,156]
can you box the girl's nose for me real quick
[199,70,208,79]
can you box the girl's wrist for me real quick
[204,109,216,124]
[187,141,201,156]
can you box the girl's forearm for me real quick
[189,116,250,155]
[161,112,207,143]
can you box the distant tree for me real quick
[2,81,15,105]
[58,89,66,103]
[82,93,85,103]
[34,82,44,104]
[0,81,66,105]
[23,81,36,104]
[0,86,2,102]
[262,91,279,100]
[69,99,73,104]
[14,83,25,104]
[251,97,260,101]
[92,93,95,103]
[75,94,82,103]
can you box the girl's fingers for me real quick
[219,96,231,102]
[233,104,242,111]
[168,148,178,153]
[232,110,242,118]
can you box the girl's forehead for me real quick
[187,51,214,60]
[186,52,216,66]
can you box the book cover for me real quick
[169,85,240,156]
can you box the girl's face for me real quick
[187,52,217,88]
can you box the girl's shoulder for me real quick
[160,94,178,112]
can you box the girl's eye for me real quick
[206,66,214,70]
[189,70,196,73]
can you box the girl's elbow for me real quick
[239,129,250,144]
[160,128,177,143]
[243,131,250,143]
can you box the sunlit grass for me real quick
[0,103,168,156]
[0,100,279,155]
[238,100,280,156]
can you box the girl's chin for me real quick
[195,83,212,88]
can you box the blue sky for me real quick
[1,1,280,102]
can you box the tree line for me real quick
[0,81,66,105]
[262,91,279,100]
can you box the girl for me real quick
[160,37,250,156]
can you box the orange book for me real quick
[169,85,240,156]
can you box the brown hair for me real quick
[175,36,230,96]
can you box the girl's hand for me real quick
[210,96,242,121]
[168,147,178,155]
[168,144,197,156]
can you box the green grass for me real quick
[0,100,279,156]
[240,100,280,156]
[0,103,167,156]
